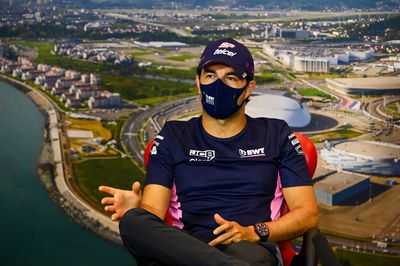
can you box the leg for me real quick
[220,241,278,266]
[119,208,251,266]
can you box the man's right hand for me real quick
[98,181,142,221]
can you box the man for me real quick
[99,38,319,266]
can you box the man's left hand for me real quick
[208,213,258,246]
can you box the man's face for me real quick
[196,63,255,107]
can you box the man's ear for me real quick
[196,75,201,94]
[244,80,256,99]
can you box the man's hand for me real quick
[98,181,142,221]
[208,214,258,246]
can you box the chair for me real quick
[143,132,319,266]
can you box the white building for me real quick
[90,73,101,85]
[81,73,90,83]
[76,87,102,100]
[88,91,121,108]
[65,98,81,108]
[245,93,311,128]
[65,70,81,80]
[22,70,46,81]
[54,78,76,89]
[293,57,329,73]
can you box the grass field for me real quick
[310,128,364,143]
[73,158,145,208]
[296,88,334,99]
[335,248,400,266]
[67,118,112,140]
[134,91,198,105]
[166,54,199,61]
[254,73,282,84]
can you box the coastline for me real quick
[0,75,122,245]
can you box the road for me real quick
[121,96,198,166]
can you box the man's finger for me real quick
[208,233,231,246]
[99,186,117,195]
[111,213,121,221]
[132,181,141,194]
[214,213,228,225]
[213,224,230,235]
[101,197,114,205]
[105,205,115,212]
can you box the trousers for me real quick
[119,208,279,266]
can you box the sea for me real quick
[0,80,134,266]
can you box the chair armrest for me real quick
[290,228,319,266]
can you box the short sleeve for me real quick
[144,124,175,189]
[278,121,312,188]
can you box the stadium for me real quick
[320,140,400,176]
[325,76,400,95]
[245,92,311,128]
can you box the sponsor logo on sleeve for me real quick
[288,133,304,155]
[239,147,266,158]
[189,149,215,161]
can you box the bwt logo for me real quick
[239,148,266,158]
[189,149,215,161]
[218,42,236,49]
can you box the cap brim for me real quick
[197,57,247,79]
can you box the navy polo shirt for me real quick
[145,115,312,242]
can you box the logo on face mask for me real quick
[205,93,214,105]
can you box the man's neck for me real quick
[201,109,247,138]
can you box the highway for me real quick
[121,96,198,166]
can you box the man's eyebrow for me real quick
[203,68,216,73]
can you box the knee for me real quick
[119,208,162,237]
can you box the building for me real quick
[76,87,101,100]
[320,140,400,176]
[134,41,188,48]
[90,73,101,85]
[54,78,76,90]
[21,70,46,81]
[245,91,311,128]
[293,57,329,73]
[326,77,400,95]
[65,98,81,108]
[88,91,121,108]
[313,169,370,206]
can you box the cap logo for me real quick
[242,73,247,78]
[213,48,237,57]
[218,42,236,49]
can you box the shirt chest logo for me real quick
[189,149,215,161]
[239,147,266,158]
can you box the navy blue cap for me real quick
[197,38,254,80]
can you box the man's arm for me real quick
[141,184,172,220]
[265,185,319,242]
[209,185,318,246]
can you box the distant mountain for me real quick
[2,0,400,11]
[86,0,400,11]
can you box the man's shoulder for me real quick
[249,116,287,129]
[161,116,200,137]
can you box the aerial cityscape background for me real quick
[0,0,399,265]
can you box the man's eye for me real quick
[227,76,237,81]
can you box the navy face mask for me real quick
[200,79,247,119]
